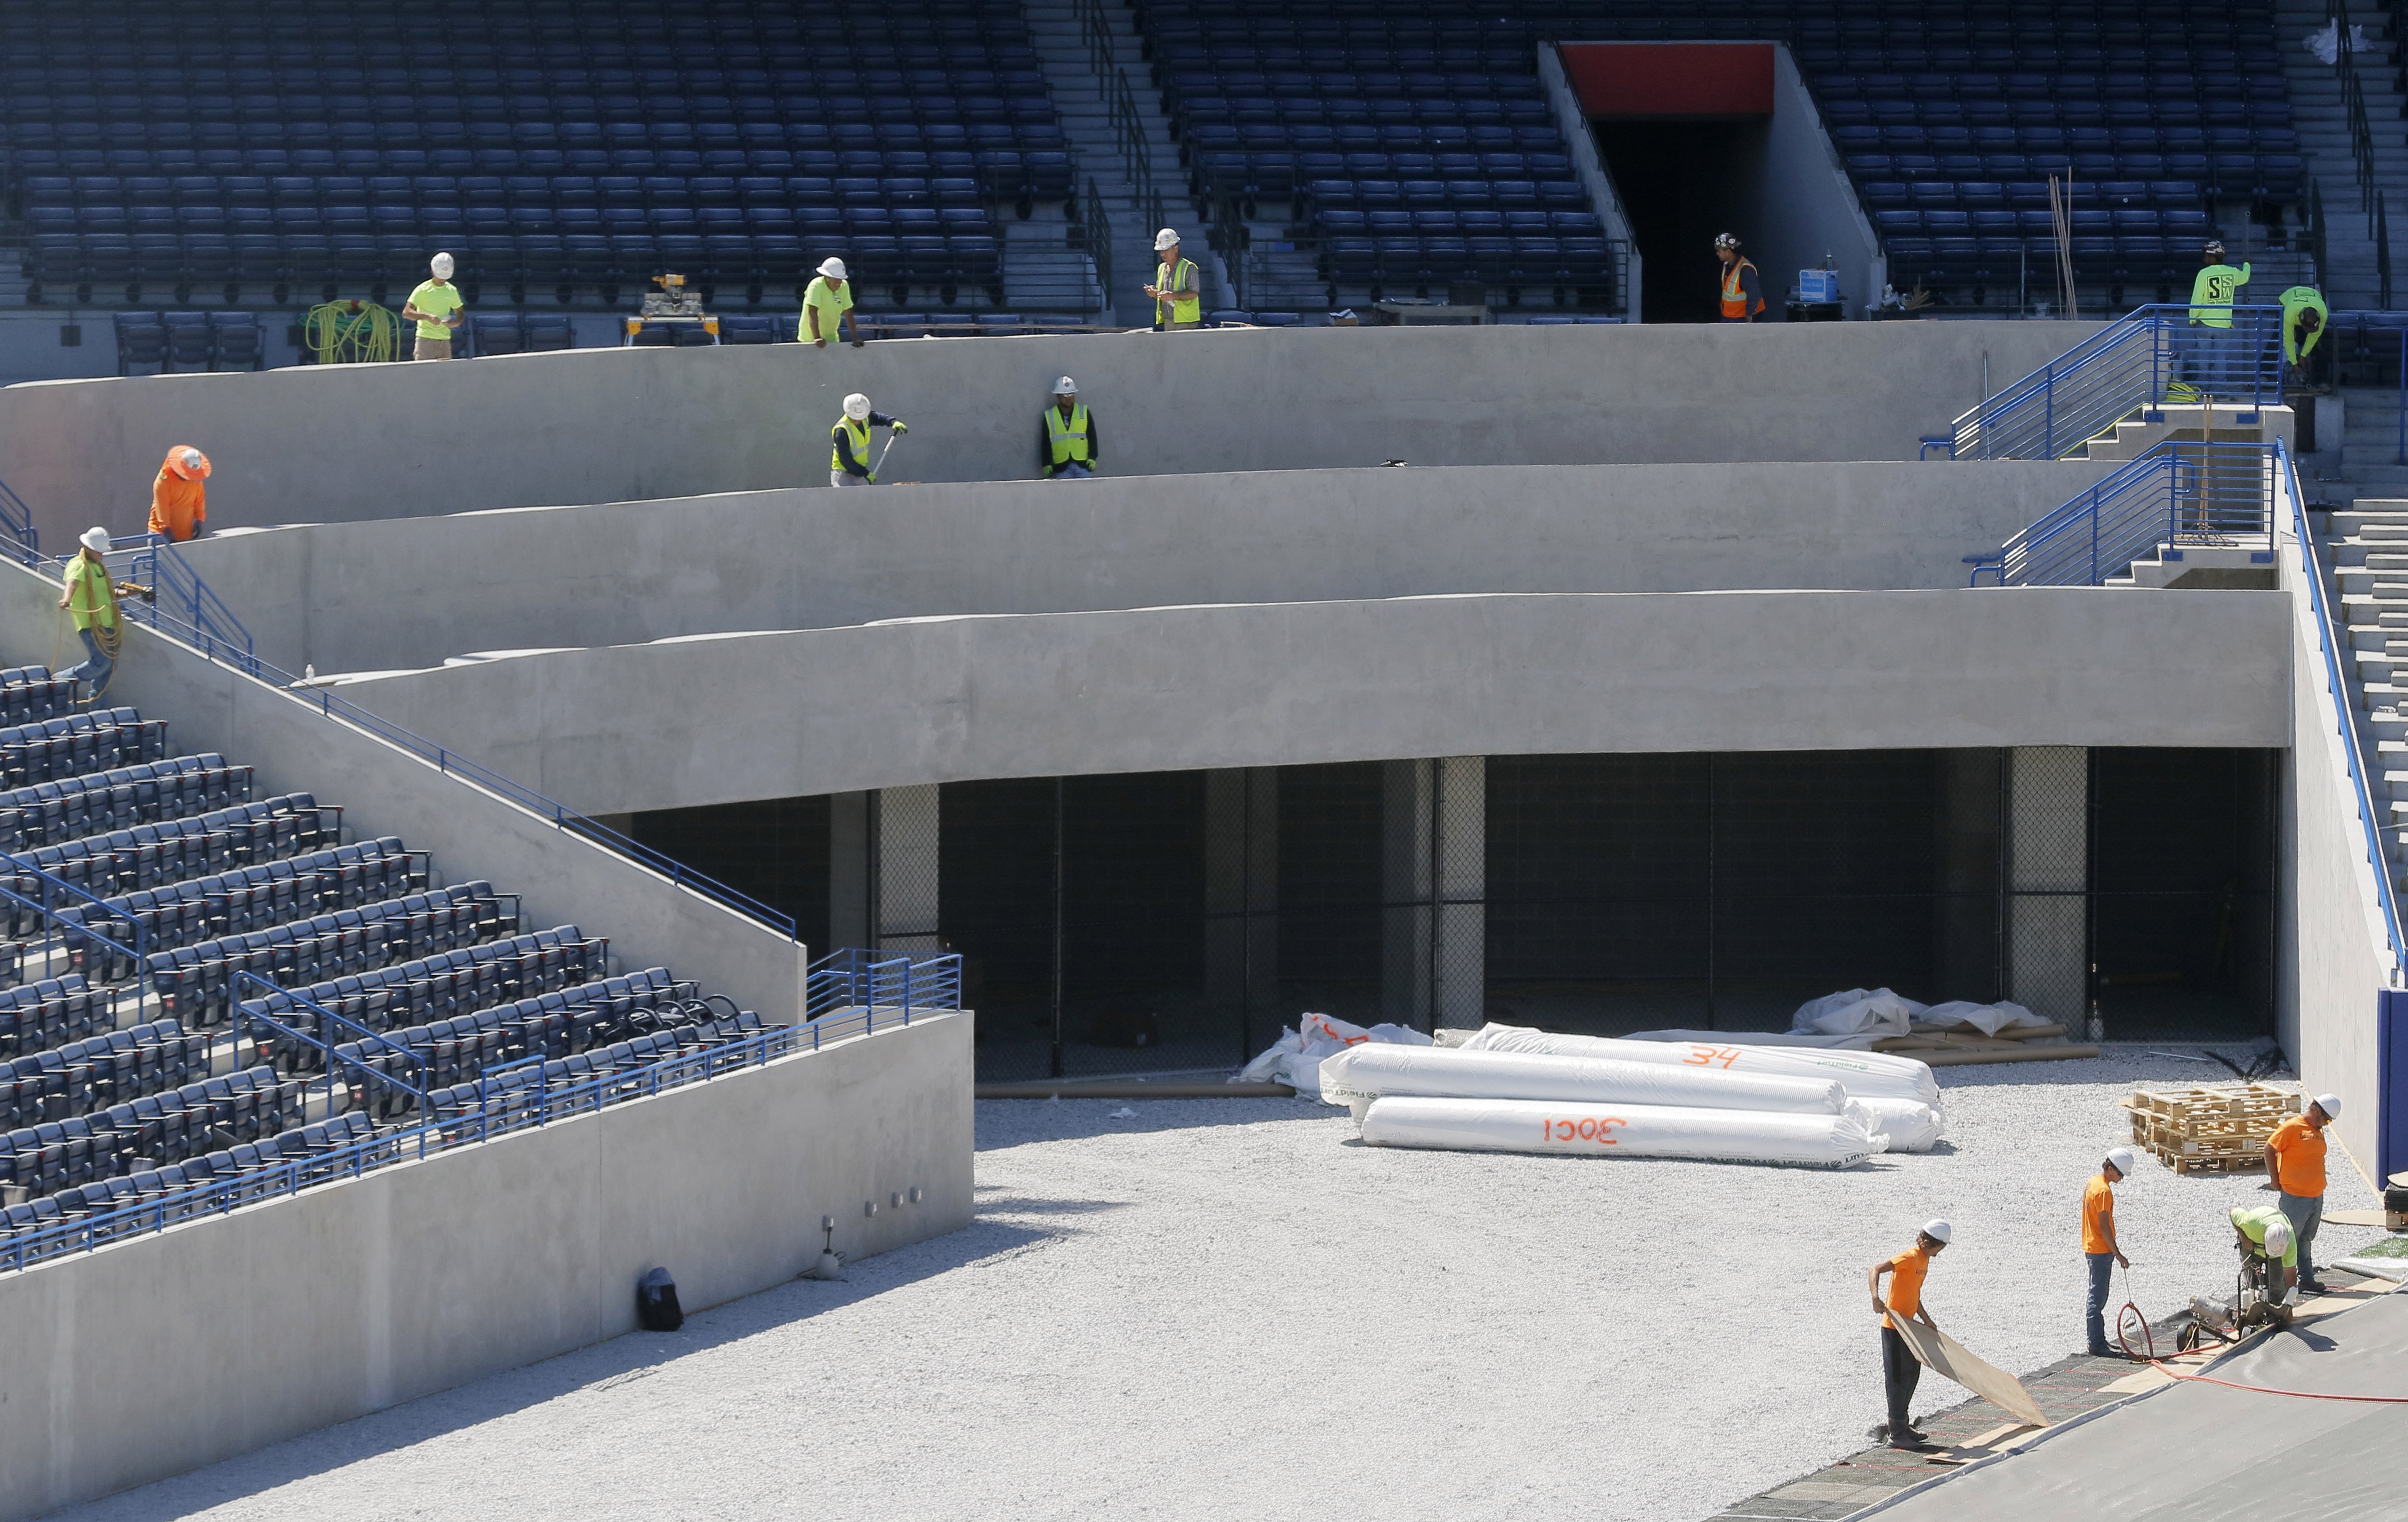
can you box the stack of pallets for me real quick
[2121,1084,2300,1174]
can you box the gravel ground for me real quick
[48,1048,2388,1522]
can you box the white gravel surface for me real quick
[47,1048,2387,1522]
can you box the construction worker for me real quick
[2265,1093,2339,1294]
[55,527,150,702]
[802,256,862,348]
[1144,228,1201,330]
[2187,240,2253,395]
[830,392,906,487]
[2083,1147,2135,1357]
[1039,376,1097,479]
[2279,284,2329,383]
[2230,1203,2298,1303]
[1868,1219,1951,1452]
[401,252,464,360]
[1715,233,1765,323]
[148,445,209,543]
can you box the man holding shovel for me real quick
[830,392,908,487]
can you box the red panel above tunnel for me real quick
[1559,42,1776,118]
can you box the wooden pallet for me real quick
[2120,1084,2297,1171]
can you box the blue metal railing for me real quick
[0,978,963,1272]
[233,969,431,1125]
[1965,440,2275,587]
[0,474,37,567]
[805,947,963,1022]
[31,546,798,942]
[112,534,254,668]
[2279,439,2408,975]
[1949,304,2285,461]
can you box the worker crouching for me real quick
[149,445,210,542]
[831,392,907,486]
[1040,377,1097,480]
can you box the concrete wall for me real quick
[2280,541,2394,1186]
[318,588,2292,815]
[0,319,2100,543]
[176,458,2111,675]
[1540,43,1642,318]
[0,560,809,1022]
[1737,45,1885,317]
[0,1011,972,1522]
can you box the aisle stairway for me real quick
[2278,0,2408,306]
[2324,496,2408,881]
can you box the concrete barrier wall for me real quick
[2280,547,2390,1184]
[0,561,809,1021]
[176,458,2112,675]
[321,588,2292,814]
[0,319,2099,544]
[0,1011,972,1521]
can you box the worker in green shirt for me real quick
[2279,284,2329,382]
[2230,1203,2298,1303]
[801,256,862,347]
[402,251,465,361]
[55,527,150,701]
[2187,241,2253,397]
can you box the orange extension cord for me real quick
[2113,1266,2408,1404]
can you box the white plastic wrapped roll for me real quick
[1359,1096,1887,1167]
[1460,1023,1940,1107]
[1852,1096,1946,1153]
[1318,1043,1848,1115]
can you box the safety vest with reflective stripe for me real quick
[1720,258,1762,319]
[831,415,873,478]
[2189,261,2251,326]
[1044,402,1092,466]
[1157,257,1200,325]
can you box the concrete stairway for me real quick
[2321,497,2408,860]
[1023,0,1210,321]
[2278,0,2408,307]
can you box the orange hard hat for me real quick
[167,445,210,481]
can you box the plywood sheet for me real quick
[1892,1318,2051,1429]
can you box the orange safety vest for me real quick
[149,450,206,541]
[1720,257,1763,319]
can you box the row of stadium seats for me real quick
[0,1066,295,1198]
[0,1020,209,1131]
[0,754,252,850]
[0,1112,380,1235]
[143,884,520,1025]
[77,842,430,952]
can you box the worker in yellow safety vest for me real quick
[1715,232,1764,322]
[2279,284,2329,379]
[1145,227,1202,329]
[55,526,151,702]
[2186,240,2255,396]
[1038,376,1098,479]
[830,392,907,486]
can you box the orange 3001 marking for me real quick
[1543,1116,1627,1144]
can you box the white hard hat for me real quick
[178,447,204,473]
[2314,1092,2342,1119]
[1053,375,1076,394]
[2263,1217,2294,1254]
[79,526,109,555]
[818,256,848,279]
[430,250,455,278]
[1154,227,1181,251]
[1922,1219,1952,1244]
[842,393,871,421]
[2106,1147,2136,1176]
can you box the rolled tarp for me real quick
[1359,1095,1887,1167]
[1318,1042,1849,1115]
[1853,1095,1947,1153]
[1457,1023,1941,1108]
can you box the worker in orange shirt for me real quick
[148,445,209,542]
[2264,1093,2340,1294]
[2083,1147,2135,1356]
[1867,1219,1951,1451]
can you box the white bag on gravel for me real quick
[1461,1023,1941,1107]
[1791,988,1925,1036]
[1916,1000,2046,1037]
[1234,1012,1430,1097]
[1851,1096,1947,1152]
[1318,1042,1849,1116]
[1359,1095,1887,1167]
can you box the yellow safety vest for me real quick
[65,554,117,631]
[1044,402,1091,466]
[831,415,873,479]
[1156,257,1200,325]
[2189,262,2250,326]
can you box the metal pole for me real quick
[1049,775,1065,1078]
[1704,753,1717,1029]
[1239,767,1252,1063]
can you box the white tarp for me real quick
[1359,1095,1887,1167]
[1234,1012,1431,1096]
[1916,999,2047,1037]
[1852,1096,1947,1153]
[1462,1023,1942,1107]
[1791,987,1924,1036]
[1624,1027,1890,1050]
[1318,1042,1850,1116]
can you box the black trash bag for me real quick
[636,1266,683,1332]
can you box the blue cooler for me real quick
[1798,268,1841,302]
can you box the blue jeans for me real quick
[2085,1251,2116,1352]
[2279,1193,2324,1286]
[57,625,111,696]
[1049,462,1094,479]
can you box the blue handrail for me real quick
[233,968,431,1124]
[0,474,38,567]
[1965,440,2274,587]
[806,947,961,1021]
[34,547,799,942]
[2278,439,2408,975]
[116,534,253,668]
[1949,303,2285,460]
